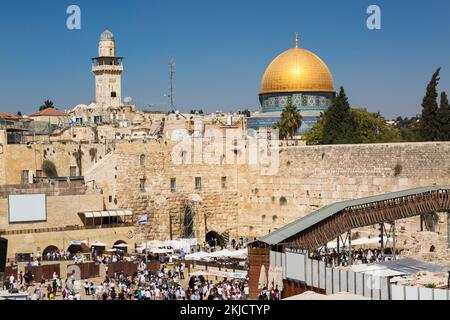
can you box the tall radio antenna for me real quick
[168,57,176,111]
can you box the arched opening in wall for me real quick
[67,244,88,256]
[42,245,59,260]
[206,231,225,248]
[279,196,288,206]
[113,240,128,253]
[140,154,145,166]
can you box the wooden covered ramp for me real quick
[258,186,450,251]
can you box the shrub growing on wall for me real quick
[42,160,58,177]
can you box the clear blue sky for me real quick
[0,0,449,119]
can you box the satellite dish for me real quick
[124,97,133,104]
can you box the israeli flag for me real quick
[138,214,148,225]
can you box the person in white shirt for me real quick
[74,292,81,300]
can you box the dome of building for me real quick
[260,47,334,94]
[100,29,115,41]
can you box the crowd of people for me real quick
[62,262,249,301]
[43,249,73,261]
[311,248,392,267]
[258,287,281,300]
[3,237,251,301]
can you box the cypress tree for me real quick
[438,91,450,141]
[323,87,357,144]
[419,68,441,141]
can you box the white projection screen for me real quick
[8,194,47,223]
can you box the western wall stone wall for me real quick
[237,142,450,238]
[87,140,450,243]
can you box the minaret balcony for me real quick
[92,64,124,73]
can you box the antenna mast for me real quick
[168,57,176,111]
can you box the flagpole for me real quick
[145,227,149,263]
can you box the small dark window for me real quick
[221,177,227,189]
[280,197,287,206]
[111,91,117,98]
[195,177,202,191]
[109,196,113,203]
[170,178,176,192]
[140,179,146,192]
[140,154,145,166]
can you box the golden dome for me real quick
[260,47,334,95]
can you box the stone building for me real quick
[69,30,136,127]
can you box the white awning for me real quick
[91,242,107,247]
[81,210,134,218]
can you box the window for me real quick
[221,177,227,189]
[21,170,29,184]
[140,154,145,166]
[111,91,117,98]
[140,179,146,192]
[35,170,43,178]
[181,151,187,164]
[109,196,113,203]
[170,178,176,192]
[195,177,202,191]
[70,166,77,177]
[280,196,287,206]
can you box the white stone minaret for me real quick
[92,29,123,109]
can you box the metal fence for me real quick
[391,285,450,300]
[270,250,390,300]
[271,250,450,300]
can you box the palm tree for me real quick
[274,97,302,140]
[39,100,55,111]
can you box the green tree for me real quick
[351,109,402,143]
[419,68,441,141]
[394,116,421,142]
[274,97,302,140]
[303,114,325,145]
[323,87,357,144]
[438,91,450,141]
[39,100,55,111]
[304,108,402,145]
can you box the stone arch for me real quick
[113,240,127,246]
[113,240,128,253]
[67,244,85,255]
[206,231,225,248]
[42,245,59,258]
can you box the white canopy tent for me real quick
[138,239,197,254]
[113,243,129,249]
[184,249,248,261]
[91,242,107,247]
[326,237,393,249]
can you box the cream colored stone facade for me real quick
[0,190,136,260]
[1,137,450,259]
